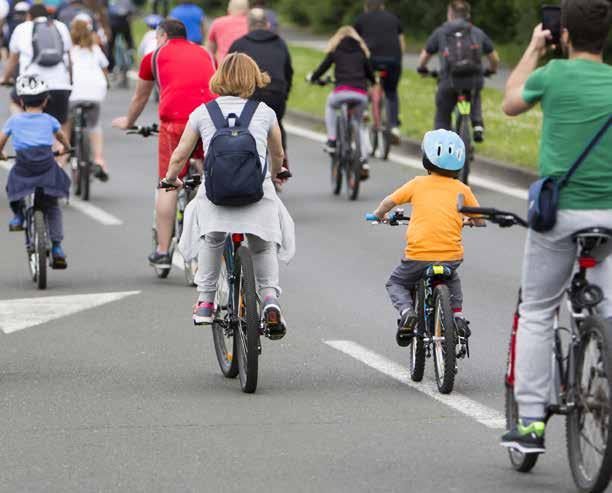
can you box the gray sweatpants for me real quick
[516,210,612,418]
[386,259,463,313]
[196,232,280,303]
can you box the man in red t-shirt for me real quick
[112,19,216,268]
[206,0,248,63]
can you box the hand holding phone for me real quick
[542,5,561,46]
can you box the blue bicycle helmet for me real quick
[421,129,465,175]
[144,14,163,29]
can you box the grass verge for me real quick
[287,45,541,170]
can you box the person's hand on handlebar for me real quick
[417,65,429,76]
[160,175,183,191]
[463,217,486,228]
[483,68,496,78]
[112,116,132,130]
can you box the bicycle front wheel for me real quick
[432,284,457,394]
[212,255,239,378]
[457,116,471,185]
[567,316,612,493]
[235,247,260,394]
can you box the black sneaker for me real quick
[454,316,471,338]
[396,309,418,347]
[325,140,337,154]
[93,164,109,182]
[262,296,287,340]
[148,251,171,269]
[501,420,546,454]
[473,126,484,143]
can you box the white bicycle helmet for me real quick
[16,74,49,97]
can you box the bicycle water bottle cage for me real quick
[425,265,452,281]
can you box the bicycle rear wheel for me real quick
[79,135,91,201]
[409,282,426,382]
[235,246,260,394]
[567,316,612,493]
[32,210,47,290]
[381,99,391,160]
[212,255,239,378]
[346,119,361,201]
[432,284,457,394]
[457,115,471,185]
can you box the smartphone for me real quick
[542,5,561,46]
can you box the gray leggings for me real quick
[515,210,612,418]
[325,90,369,141]
[196,232,280,303]
[386,259,463,313]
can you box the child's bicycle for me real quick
[366,209,473,394]
[458,198,612,493]
[6,149,72,290]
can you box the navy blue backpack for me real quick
[204,99,266,207]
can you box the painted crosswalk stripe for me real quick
[324,340,506,430]
[284,123,528,201]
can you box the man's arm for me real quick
[487,50,500,73]
[206,22,217,57]
[399,35,406,54]
[417,50,433,69]
[111,79,154,129]
[503,24,550,116]
[1,51,18,83]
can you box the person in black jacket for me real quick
[309,26,374,166]
[228,7,293,153]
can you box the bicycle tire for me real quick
[505,382,539,472]
[432,284,457,394]
[409,281,426,382]
[567,316,612,493]
[33,210,47,290]
[369,125,379,157]
[212,255,239,378]
[381,99,391,161]
[331,119,343,195]
[79,134,91,201]
[347,119,361,201]
[236,247,260,394]
[457,116,471,185]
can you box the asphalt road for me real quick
[0,87,587,492]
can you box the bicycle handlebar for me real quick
[365,210,410,225]
[417,68,495,79]
[308,75,335,86]
[2,148,73,161]
[159,174,201,191]
[127,124,159,137]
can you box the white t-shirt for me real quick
[0,0,9,21]
[69,45,108,102]
[9,18,72,91]
[138,30,157,58]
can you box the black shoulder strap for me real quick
[151,45,162,90]
[206,100,227,130]
[560,115,612,188]
[237,100,259,127]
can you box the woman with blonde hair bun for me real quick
[164,52,295,337]
[69,15,110,181]
[309,25,375,177]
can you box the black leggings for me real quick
[109,15,134,72]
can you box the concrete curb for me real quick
[285,109,537,190]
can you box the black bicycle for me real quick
[210,233,268,394]
[311,77,366,201]
[71,102,96,201]
[366,210,472,394]
[458,199,612,492]
[6,150,72,289]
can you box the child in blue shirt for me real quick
[0,74,71,268]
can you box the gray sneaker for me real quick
[193,301,215,325]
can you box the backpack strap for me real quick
[559,115,612,188]
[237,99,259,127]
[151,44,163,92]
[205,100,227,130]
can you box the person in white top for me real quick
[164,53,294,337]
[138,13,162,59]
[1,4,72,136]
[69,14,110,179]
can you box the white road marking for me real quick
[69,198,123,226]
[0,291,141,334]
[284,123,529,201]
[1,160,123,225]
[324,340,506,430]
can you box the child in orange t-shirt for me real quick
[371,129,482,346]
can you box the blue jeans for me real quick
[10,196,64,243]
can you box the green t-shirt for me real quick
[523,59,612,210]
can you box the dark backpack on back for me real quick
[31,19,65,68]
[204,99,267,207]
[443,25,481,78]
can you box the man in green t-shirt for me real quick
[500,0,612,455]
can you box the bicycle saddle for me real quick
[573,227,612,261]
[424,265,453,280]
[74,102,96,110]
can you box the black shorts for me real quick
[45,90,72,124]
